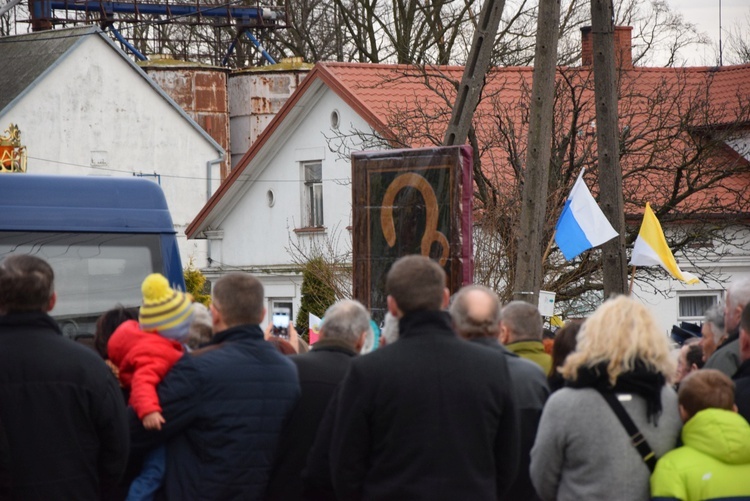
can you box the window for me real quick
[270,300,294,321]
[677,292,721,320]
[303,161,324,227]
[0,231,163,337]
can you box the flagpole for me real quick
[542,231,556,265]
[628,265,637,295]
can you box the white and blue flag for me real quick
[554,169,618,260]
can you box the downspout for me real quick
[205,155,224,266]
[206,155,223,203]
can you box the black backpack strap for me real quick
[598,390,657,473]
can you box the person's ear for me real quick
[210,302,223,328]
[441,288,450,309]
[355,331,367,352]
[678,404,691,423]
[46,292,57,313]
[499,323,510,345]
[733,403,739,413]
[387,295,402,318]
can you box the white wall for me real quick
[0,34,222,269]
[632,226,750,334]
[208,88,372,319]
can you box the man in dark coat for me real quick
[329,255,521,500]
[450,285,550,501]
[129,272,300,500]
[706,278,750,377]
[733,302,750,422]
[265,299,371,500]
[500,301,552,374]
[0,255,129,500]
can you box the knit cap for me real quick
[139,273,194,341]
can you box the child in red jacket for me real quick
[108,273,194,500]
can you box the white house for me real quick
[0,26,225,268]
[187,58,750,334]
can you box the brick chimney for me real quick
[581,26,633,68]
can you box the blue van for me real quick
[0,174,185,339]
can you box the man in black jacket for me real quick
[0,255,129,500]
[451,285,549,501]
[266,299,371,500]
[129,272,300,500]
[330,255,521,500]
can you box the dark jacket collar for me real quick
[733,358,750,380]
[311,338,358,356]
[470,336,517,356]
[0,311,61,334]
[398,310,456,339]
[721,326,740,348]
[211,324,263,345]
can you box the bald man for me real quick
[451,285,550,501]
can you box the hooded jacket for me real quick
[650,408,750,501]
[108,319,184,419]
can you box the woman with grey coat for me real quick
[530,295,682,501]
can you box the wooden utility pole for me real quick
[443,0,506,146]
[512,0,561,304]
[590,0,628,297]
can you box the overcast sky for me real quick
[669,0,750,64]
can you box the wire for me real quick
[26,155,351,183]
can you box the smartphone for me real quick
[272,308,291,339]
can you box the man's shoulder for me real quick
[353,333,508,372]
[292,348,354,376]
[506,354,548,383]
[188,335,296,377]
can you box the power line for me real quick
[26,155,351,183]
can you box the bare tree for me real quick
[325,62,750,312]
[724,9,750,65]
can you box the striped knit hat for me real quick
[139,273,193,338]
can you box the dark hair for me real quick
[685,343,704,370]
[94,306,138,359]
[500,301,543,341]
[550,320,581,381]
[386,255,445,314]
[0,255,55,314]
[678,369,734,419]
[212,272,264,326]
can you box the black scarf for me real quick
[568,360,666,424]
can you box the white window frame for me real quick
[269,299,294,320]
[676,291,723,322]
[302,161,324,228]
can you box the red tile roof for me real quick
[187,61,750,237]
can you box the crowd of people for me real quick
[1,253,750,500]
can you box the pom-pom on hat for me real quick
[139,273,193,334]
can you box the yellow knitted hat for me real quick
[139,273,193,333]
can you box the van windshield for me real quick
[0,232,163,338]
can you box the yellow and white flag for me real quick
[629,203,699,284]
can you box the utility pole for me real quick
[590,0,628,297]
[443,0,506,146]
[513,0,561,304]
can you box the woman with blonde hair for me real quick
[530,295,682,501]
